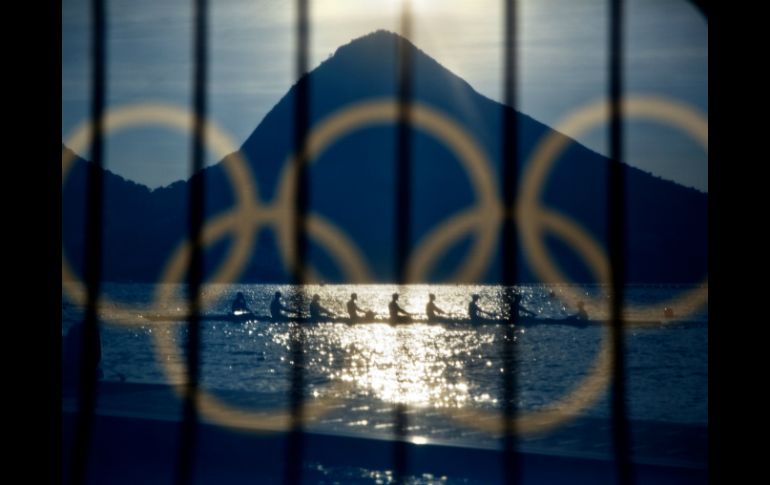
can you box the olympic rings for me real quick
[61,94,708,436]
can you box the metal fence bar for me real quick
[501,0,521,483]
[608,0,633,483]
[176,0,208,485]
[174,0,208,484]
[393,1,414,483]
[68,1,106,483]
[285,0,310,483]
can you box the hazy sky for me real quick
[62,0,707,191]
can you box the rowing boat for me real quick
[140,313,664,327]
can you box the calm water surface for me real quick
[62,283,707,448]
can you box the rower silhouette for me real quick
[468,294,494,323]
[231,291,252,316]
[389,293,412,324]
[347,293,368,323]
[309,294,334,322]
[270,291,296,321]
[512,292,535,319]
[426,293,447,322]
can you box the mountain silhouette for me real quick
[62,30,707,285]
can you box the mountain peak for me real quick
[334,29,413,53]
[324,29,426,68]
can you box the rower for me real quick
[347,293,367,323]
[513,292,535,318]
[426,293,446,322]
[309,294,334,322]
[389,293,413,324]
[270,291,295,320]
[468,294,494,323]
[231,291,252,316]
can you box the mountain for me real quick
[62,30,707,285]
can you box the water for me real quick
[62,283,707,457]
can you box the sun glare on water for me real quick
[328,323,496,408]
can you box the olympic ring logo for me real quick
[62,95,707,436]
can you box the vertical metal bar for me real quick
[395,0,413,281]
[175,0,208,483]
[393,1,413,483]
[68,1,106,483]
[501,1,520,484]
[285,1,310,484]
[608,0,633,483]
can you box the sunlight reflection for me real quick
[329,323,495,408]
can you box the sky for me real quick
[62,0,708,191]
